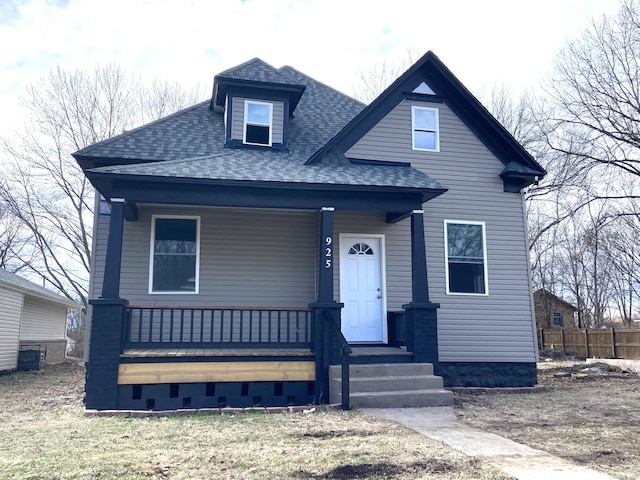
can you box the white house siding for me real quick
[0,287,23,371]
[230,97,285,145]
[346,99,537,363]
[19,297,68,364]
[93,206,316,308]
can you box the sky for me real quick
[0,0,621,132]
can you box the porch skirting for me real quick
[117,380,316,410]
[438,362,537,388]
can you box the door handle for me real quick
[377,295,382,299]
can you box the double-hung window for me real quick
[411,106,439,151]
[149,216,200,294]
[445,220,488,295]
[243,100,273,146]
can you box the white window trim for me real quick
[149,215,201,294]
[444,220,488,296]
[243,100,273,146]
[411,105,440,152]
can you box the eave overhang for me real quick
[212,77,306,116]
[86,172,447,222]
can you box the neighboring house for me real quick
[75,51,546,411]
[0,269,80,371]
[533,289,578,329]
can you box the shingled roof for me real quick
[0,269,80,308]
[75,58,446,194]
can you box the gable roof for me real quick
[307,51,546,185]
[76,58,447,202]
[0,269,80,308]
[533,289,578,311]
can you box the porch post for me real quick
[86,197,128,410]
[102,198,125,298]
[403,210,440,366]
[309,207,344,405]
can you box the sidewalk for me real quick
[361,407,617,480]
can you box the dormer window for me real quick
[244,100,273,146]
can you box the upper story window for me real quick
[444,220,488,295]
[149,216,200,294]
[412,106,439,152]
[244,100,273,146]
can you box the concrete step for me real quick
[329,363,453,408]
[348,389,454,408]
[344,363,435,377]
[330,375,444,393]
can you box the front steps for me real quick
[329,363,453,408]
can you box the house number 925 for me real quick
[325,236,332,269]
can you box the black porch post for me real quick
[86,198,128,410]
[102,198,125,298]
[403,209,440,366]
[309,207,344,405]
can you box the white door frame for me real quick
[339,233,388,343]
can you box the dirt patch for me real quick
[454,360,640,480]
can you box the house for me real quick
[533,289,578,329]
[0,269,80,371]
[74,51,546,411]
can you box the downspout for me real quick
[520,187,540,360]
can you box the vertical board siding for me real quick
[94,207,316,308]
[231,97,284,144]
[0,287,23,371]
[346,100,536,363]
[19,297,67,340]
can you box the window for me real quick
[553,312,564,328]
[412,106,439,151]
[149,216,200,293]
[244,100,272,146]
[445,221,487,295]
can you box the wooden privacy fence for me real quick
[538,328,640,359]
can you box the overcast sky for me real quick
[0,0,621,131]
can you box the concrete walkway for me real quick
[361,407,617,480]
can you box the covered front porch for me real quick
[85,172,445,410]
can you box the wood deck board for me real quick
[117,360,316,384]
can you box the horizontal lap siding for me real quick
[19,297,67,340]
[231,98,284,144]
[113,207,316,308]
[347,100,536,363]
[0,287,23,371]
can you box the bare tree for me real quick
[351,47,420,103]
[0,64,205,309]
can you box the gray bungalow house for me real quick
[75,51,545,411]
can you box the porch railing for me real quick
[123,305,313,349]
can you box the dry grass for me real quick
[454,360,640,480]
[0,362,509,480]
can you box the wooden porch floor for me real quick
[121,348,313,358]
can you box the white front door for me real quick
[339,235,386,343]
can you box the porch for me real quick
[114,305,417,410]
[86,197,441,411]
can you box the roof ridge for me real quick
[278,65,365,106]
[73,101,209,157]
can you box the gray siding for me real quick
[346,100,537,363]
[19,296,67,341]
[0,287,23,371]
[230,97,284,145]
[93,207,316,307]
